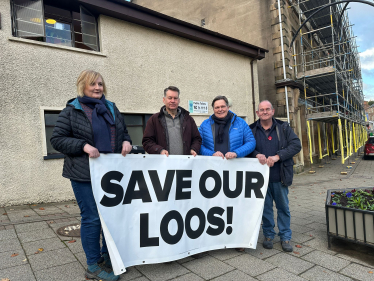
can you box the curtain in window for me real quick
[80,6,99,51]
[13,0,45,37]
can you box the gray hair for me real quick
[257,100,274,111]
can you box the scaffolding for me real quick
[290,0,366,167]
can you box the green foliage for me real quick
[368,101,374,106]
[330,189,374,211]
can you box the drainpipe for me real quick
[277,0,290,124]
[251,49,261,122]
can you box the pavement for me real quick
[1,153,374,281]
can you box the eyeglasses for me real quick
[258,108,272,113]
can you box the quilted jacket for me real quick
[50,98,131,181]
[198,111,256,157]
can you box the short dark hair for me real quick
[212,95,229,108]
[164,86,180,97]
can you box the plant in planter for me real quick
[326,187,374,248]
[330,188,374,211]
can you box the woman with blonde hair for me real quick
[51,70,132,281]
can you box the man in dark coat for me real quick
[249,100,301,252]
[142,86,201,156]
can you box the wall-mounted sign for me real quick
[188,100,209,114]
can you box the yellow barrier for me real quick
[307,121,313,164]
[331,124,335,153]
[353,123,357,153]
[338,119,344,164]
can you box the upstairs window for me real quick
[11,0,99,51]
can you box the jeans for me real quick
[262,182,292,241]
[71,180,108,265]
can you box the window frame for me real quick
[11,0,100,52]
[41,108,151,160]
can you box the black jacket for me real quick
[51,98,132,181]
[249,118,301,186]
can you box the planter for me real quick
[326,188,374,248]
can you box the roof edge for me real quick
[78,0,268,60]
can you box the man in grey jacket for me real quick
[249,100,301,252]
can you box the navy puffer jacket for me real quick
[50,98,131,181]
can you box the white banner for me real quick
[90,154,269,275]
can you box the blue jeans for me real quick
[71,180,108,265]
[262,182,292,241]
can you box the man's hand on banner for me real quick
[84,144,100,158]
[160,150,169,157]
[266,155,280,167]
[225,152,237,159]
[121,141,133,157]
[256,154,267,165]
[213,151,225,158]
[190,149,197,157]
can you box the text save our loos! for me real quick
[99,169,265,247]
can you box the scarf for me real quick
[78,95,114,153]
[211,112,233,144]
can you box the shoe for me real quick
[263,237,273,249]
[85,263,119,281]
[101,253,112,269]
[281,240,293,252]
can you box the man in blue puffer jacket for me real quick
[199,96,256,159]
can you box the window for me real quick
[44,111,63,159]
[11,0,99,51]
[122,114,152,151]
[43,111,151,159]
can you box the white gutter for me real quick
[277,0,290,124]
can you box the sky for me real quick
[348,2,374,101]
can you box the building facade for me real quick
[0,0,266,206]
[134,0,366,171]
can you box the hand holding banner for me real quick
[89,154,269,275]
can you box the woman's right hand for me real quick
[83,144,100,158]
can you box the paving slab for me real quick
[176,256,195,264]
[0,238,23,253]
[273,241,314,257]
[246,242,280,259]
[291,232,315,243]
[34,261,85,281]
[302,250,351,272]
[0,229,17,241]
[302,238,337,255]
[0,264,36,281]
[169,272,205,281]
[335,253,374,268]
[14,221,50,233]
[17,228,57,243]
[182,255,234,280]
[22,237,66,255]
[300,265,353,281]
[75,251,87,267]
[120,266,143,281]
[136,262,189,281]
[264,252,314,275]
[0,250,27,270]
[28,248,77,271]
[211,269,257,281]
[208,248,243,261]
[64,238,84,253]
[225,253,276,277]
[256,268,307,281]
[339,263,374,281]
